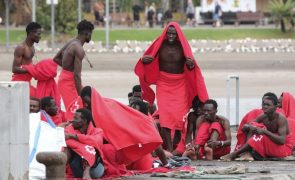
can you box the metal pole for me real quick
[78,0,82,22]
[5,0,10,51]
[226,78,231,120]
[51,0,55,49]
[226,75,240,126]
[32,0,36,21]
[105,0,110,49]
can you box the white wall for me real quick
[201,0,256,12]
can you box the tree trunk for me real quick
[281,19,286,32]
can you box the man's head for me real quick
[132,85,142,99]
[81,86,92,110]
[72,108,93,130]
[26,22,42,43]
[77,20,94,43]
[203,99,218,122]
[130,100,149,115]
[191,96,204,116]
[40,96,58,116]
[262,93,278,115]
[166,26,177,43]
[30,97,40,113]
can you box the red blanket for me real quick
[247,123,293,158]
[90,88,163,165]
[65,123,104,167]
[194,121,230,159]
[157,71,189,130]
[134,22,208,106]
[281,92,295,147]
[11,66,35,97]
[65,96,84,121]
[22,59,60,107]
[57,69,79,110]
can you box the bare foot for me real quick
[235,152,254,161]
[164,150,173,158]
[183,149,197,160]
[204,144,213,160]
[220,153,236,161]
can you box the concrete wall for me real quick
[0,82,29,180]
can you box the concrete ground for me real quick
[1,51,295,179]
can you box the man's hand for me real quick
[83,166,91,179]
[58,121,72,128]
[207,140,220,148]
[65,133,77,140]
[253,127,265,135]
[185,58,195,70]
[141,55,154,64]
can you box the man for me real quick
[64,108,104,179]
[135,22,208,152]
[221,94,293,161]
[40,96,66,126]
[30,97,40,113]
[184,99,231,160]
[12,22,42,97]
[131,85,157,114]
[54,20,94,110]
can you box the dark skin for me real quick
[64,112,91,179]
[43,99,58,116]
[141,26,195,152]
[53,30,92,95]
[30,99,40,113]
[12,29,41,74]
[185,103,231,160]
[221,98,289,161]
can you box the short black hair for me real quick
[76,108,93,124]
[30,97,40,103]
[263,92,277,99]
[128,92,133,97]
[132,85,141,93]
[40,96,54,110]
[81,86,92,98]
[77,20,94,34]
[26,22,41,34]
[131,100,149,115]
[191,96,203,111]
[264,93,278,106]
[204,99,218,109]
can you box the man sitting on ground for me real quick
[64,108,104,179]
[30,97,40,113]
[184,99,231,160]
[221,93,293,161]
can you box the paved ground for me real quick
[1,51,295,179]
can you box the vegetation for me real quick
[1,28,295,44]
[269,0,295,32]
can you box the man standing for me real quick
[184,99,231,160]
[54,20,94,110]
[135,22,208,152]
[221,93,293,161]
[64,108,104,179]
[12,22,42,97]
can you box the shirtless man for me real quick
[12,22,42,97]
[135,22,208,152]
[54,20,94,109]
[221,93,293,161]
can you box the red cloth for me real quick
[134,22,208,106]
[247,123,292,158]
[65,96,84,121]
[174,112,190,154]
[58,69,79,110]
[282,92,295,119]
[90,88,163,165]
[127,153,153,171]
[40,110,66,126]
[11,66,36,97]
[157,71,189,130]
[65,123,104,167]
[194,121,230,159]
[22,59,61,108]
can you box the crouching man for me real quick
[64,108,104,179]
[221,93,292,161]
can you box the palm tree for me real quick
[269,0,295,32]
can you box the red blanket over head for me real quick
[90,88,162,165]
[22,59,60,108]
[281,92,295,119]
[134,22,208,106]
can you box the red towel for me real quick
[157,71,189,130]
[235,108,286,151]
[65,96,84,121]
[282,92,295,119]
[57,69,79,110]
[90,88,163,165]
[134,22,208,106]
[195,121,230,159]
[65,123,104,167]
[22,59,61,107]
[247,123,292,158]
[11,66,35,97]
